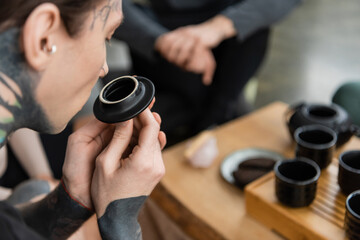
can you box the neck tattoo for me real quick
[0,28,52,147]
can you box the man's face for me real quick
[35,0,123,132]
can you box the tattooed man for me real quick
[0,0,166,239]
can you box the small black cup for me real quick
[344,190,360,240]
[294,124,337,169]
[274,158,320,207]
[338,150,360,196]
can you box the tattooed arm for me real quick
[18,181,93,240]
[18,106,165,240]
[98,196,146,240]
[90,109,166,240]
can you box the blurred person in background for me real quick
[0,128,56,204]
[115,0,302,144]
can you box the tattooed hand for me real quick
[91,108,166,217]
[62,104,165,214]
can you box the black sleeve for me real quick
[114,0,168,62]
[0,201,45,240]
[221,0,303,41]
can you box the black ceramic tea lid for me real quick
[93,75,155,123]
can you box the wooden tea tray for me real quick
[245,161,347,240]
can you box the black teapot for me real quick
[286,102,360,148]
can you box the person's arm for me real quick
[0,186,12,200]
[221,0,303,41]
[17,180,93,240]
[175,0,303,50]
[114,0,168,61]
[16,102,165,240]
[9,128,54,180]
[91,108,166,240]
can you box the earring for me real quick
[43,45,57,54]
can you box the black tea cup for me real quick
[338,150,360,196]
[274,157,320,207]
[345,190,360,240]
[294,124,337,169]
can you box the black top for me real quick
[116,0,302,61]
[0,201,45,240]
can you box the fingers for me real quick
[133,110,165,152]
[148,97,155,110]
[155,33,175,58]
[152,112,162,125]
[118,110,166,162]
[183,44,216,86]
[76,118,110,139]
[156,30,198,69]
[167,36,186,63]
[97,125,117,150]
[176,37,196,66]
[70,118,115,152]
[167,34,197,67]
[201,50,216,85]
[153,111,166,149]
[133,96,156,130]
[97,120,134,171]
[159,131,167,150]
[136,109,161,150]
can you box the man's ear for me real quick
[21,3,62,71]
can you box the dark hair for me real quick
[0,0,102,36]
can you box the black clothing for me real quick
[114,0,303,144]
[129,28,270,144]
[0,201,45,240]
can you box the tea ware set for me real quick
[92,75,360,239]
[283,102,360,239]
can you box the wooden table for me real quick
[150,102,360,240]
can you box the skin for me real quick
[155,15,236,85]
[29,2,120,133]
[0,0,166,238]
